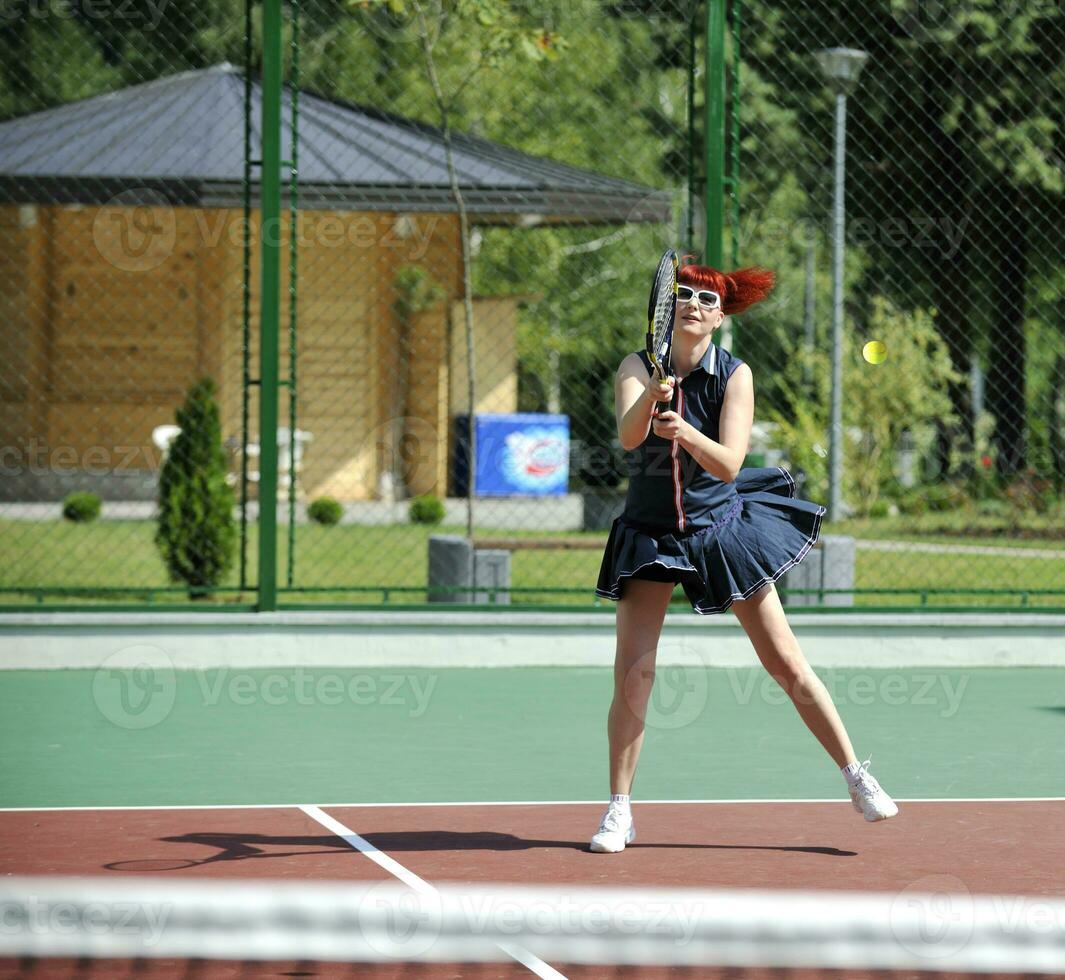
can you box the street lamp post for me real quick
[815,47,867,524]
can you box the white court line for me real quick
[299,804,565,980]
[1,796,1064,813]
[299,804,432,894]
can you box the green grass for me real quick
[833,511,1065,547]
[1,516,1063,609]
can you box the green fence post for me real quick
[704,0,726,271]
[240,20,252,593]
[729,0,741,270]
[258,0,283,612]
[686,2,697,251]
[287,0,301,590]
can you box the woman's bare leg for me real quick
[730,583,858,768]
[607,578,676,794]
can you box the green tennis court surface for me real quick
[2,666,1062,808]
[3,662,1065,979]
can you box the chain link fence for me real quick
[0,0,1062,609]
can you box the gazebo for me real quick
[0,64,670,502]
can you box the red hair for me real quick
[678,261,776,315]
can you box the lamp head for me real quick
[815,47,869,96]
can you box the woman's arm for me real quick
[652,363,754,482]
[615,353,674,451]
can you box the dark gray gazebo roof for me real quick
[0,63,670,224]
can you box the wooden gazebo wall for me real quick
[0,202,520,502]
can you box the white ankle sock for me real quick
[841,762,863,785]
[610,793,631,810]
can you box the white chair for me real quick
[277,427,314,491]
[151,424,182,459]
[223,429,313,491]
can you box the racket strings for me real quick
[651,280,676,364]
[646,249,678,384]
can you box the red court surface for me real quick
[3,800,1064,896]
[319,800,1065,896]
[0,805,394,882]
[3,800,1064,979]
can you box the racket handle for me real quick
[652,368,673,416]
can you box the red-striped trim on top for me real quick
[671,386,686,531]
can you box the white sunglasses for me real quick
[677,284,722,309]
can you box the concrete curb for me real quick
[2,610,1063,670]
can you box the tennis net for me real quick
[2,875,1064,978]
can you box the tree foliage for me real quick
[3,0,1062,503]
[767,298,961,513]
[155,378,237,598]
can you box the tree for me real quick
[8,0,1061,499]
[356,0,563,535]
[156,378,237,599]
[741,0,1065,481]
[767,297,961,513]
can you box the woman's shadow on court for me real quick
[104,830,855,871]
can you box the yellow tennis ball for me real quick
[862,340,887,365]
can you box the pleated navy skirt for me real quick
[595,466,825,615]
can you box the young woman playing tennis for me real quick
[591,262,897,853]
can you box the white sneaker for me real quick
[589,801,635,853]
[849,760,899,822]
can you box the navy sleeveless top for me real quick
[621,343,746,533]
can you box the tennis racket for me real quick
[645,248,679,416]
